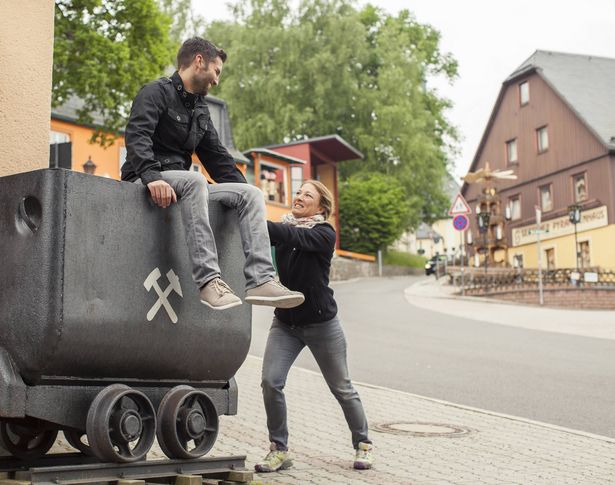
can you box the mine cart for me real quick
[0,169,251,463]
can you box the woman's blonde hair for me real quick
[303,179,333,220]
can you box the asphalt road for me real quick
[249,275,615,439]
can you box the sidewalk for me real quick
[52,354,615,484]
[405,276,615,341]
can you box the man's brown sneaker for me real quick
[245,280,304,308]
[199,278,242,310]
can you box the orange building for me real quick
[50,99,363,250]
[242,148,305,222]
[266,137,363,238]
[50,95,249,179]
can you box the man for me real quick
[122,37,304,311]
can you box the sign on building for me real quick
[512,205,608,246]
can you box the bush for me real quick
[383,250,427,268]
[339,173,409,254]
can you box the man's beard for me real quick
[192,75,209,96]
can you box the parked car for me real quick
[425,255,447,276]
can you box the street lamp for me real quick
[568,204,582,271]
[477,210,490,274]
[83,156,97,175]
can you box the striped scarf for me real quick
[281,213,326,228]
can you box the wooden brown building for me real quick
[462,50,615,270]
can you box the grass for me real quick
[383,250,427,268]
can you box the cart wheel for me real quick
[0,421,58,460]
[157,386,219,459]
[64,429,94,456]
[86,384,156,463]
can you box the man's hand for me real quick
[147,180,177,208]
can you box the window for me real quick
[537,126,549,152]
[509,195,521,220]
[119,146,127,170]
[50,131,70,144]
[291,166,303,198]
[544,248,555,271]
[573,173,588,203]
[49,131,72,169]
[579,240,591,268]
[519,81,529,106]
[506,139,518,164]
[259,161,288,205]
[539,184,552,212]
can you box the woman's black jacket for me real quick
[267,221,337,326]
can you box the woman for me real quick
[255,180,374,473]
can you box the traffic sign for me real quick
[452,214,469,231]
[449,193,472,216]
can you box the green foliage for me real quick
[158,0,203,47]
[206,0,367,149]
[205,0,458,245]
[338,173,409,254]
[383,250,426,268]
[53,0,175,145]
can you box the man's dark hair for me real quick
[177,37,227,70]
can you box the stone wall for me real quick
[330,255,423,281]
[465,286,615,310]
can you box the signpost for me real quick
[449,193,471,296]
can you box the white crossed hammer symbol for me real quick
[144,268,183,323]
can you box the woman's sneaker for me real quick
[254,443,293,472]
[353,442,374,470]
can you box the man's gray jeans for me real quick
[261,316,370,450]
[139,170,276,289]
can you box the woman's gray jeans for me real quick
[261,315,370,450]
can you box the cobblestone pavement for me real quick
[49,277,615,484]
[53,354,614,484]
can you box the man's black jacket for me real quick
[121,72,246,185]
[268,221,338,326]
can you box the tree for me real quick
[343,6,458,227]
[338,173,409,254]
[158,0,203,47]
[205,0,368,149]
[205,0,458,232]
[53,0,175,145]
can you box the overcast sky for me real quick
[194,0,615,180]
